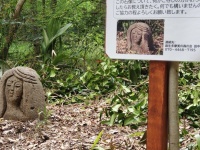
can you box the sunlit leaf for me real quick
[112,104,121,112]
[50,70,56,77]
[121,85,131,93]
[198,71,200,79]
[195,134,200,149]
[129,131,144,137]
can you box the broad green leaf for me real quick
[112,104,121,112]
[128,107,135,113]
[95,85,100,90]
[125,116,141,126]
[103,64,108,71]
[54,23,72,38]
[135,99,146,109]
[47,19,61,38]
[42,29,49,47]
[195,134,200,149]
[121,85,131,93]
[101,120,111,125]
[50,70,56,77]
[124,117,135,126]
[110,113,117,126]
[102,81,108,86]
[50,23,72,44]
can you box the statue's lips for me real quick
[133,37,141,43]
[8,91,14,97]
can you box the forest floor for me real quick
[0,99,199,150]
[0,100,146,150]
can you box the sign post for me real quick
[147,61,169,149]
[106,0,200,149]
[168,62,179,150]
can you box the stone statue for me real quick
[127,22,155,54]
[0,67,46,121]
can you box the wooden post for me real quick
[147,61,169,150]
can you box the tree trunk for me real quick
[0,0,26,60]
[30,0,40,55]
[42,0,45,15]
[51,0,57,13]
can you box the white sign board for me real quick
[106,0,200,61]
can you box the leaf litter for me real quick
[0,100,146,150]
[0,100,198,150]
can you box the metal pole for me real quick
[168,62,179,150]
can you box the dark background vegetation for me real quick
[0,0,200,149]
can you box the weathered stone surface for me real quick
[0,67,46,121]
[127,22,155,54]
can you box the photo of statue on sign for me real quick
[117,20,164,55]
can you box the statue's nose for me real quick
[10,83,14,91]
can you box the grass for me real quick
[8,41,34,61]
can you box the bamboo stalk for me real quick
[168,62,179,150]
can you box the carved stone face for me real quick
[5,76,23,103]
[131,28,142,44]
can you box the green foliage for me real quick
[195,134,200,150]
[0,59,10,77]
[100,84,147,127]
[36,51,148,128]
[41,18,72,62]
[181,133,200,150]
[8,42,33,60]
[179,62,200,128]
[1,1,200,148]
[77,57,148,127]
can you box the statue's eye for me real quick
[15,83,22,87]
[6,82,11,86]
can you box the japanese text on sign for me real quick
[114,0,200,18]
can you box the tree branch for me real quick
[0,0,26,60]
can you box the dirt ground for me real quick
[0,100,198,150]
[0,100,146,150]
